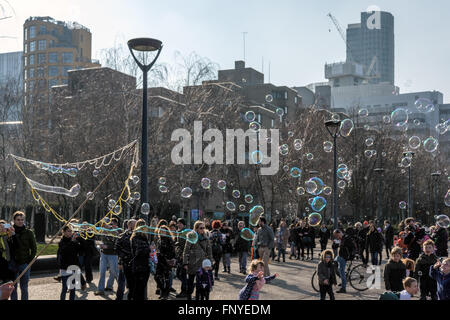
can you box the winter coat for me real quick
[115,230,133,266]
[234,230,251,253]
[430,266,450,300]
[338,235,357,261]
[318,227,330,244]
[367,231,384,253]
[434,228,448,257]
[317,261,337,286]
[415,253,438,281]
[383,259,406,291]
[57,236,81,270]
[99,232,119,255]
[196,267,214,291]
[156,236,176,273]
[183,234,212,275]
[131,234,150,273]
[221,228,234,254]
[210,229,224,257]
[255,225,275,249]
[404,232,422,261]
[9,226,37,265]
[384,225,394,246]
[76,236,96,257]
[275,227,289,250]
[357,227,369,250]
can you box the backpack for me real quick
[211,231,223,256]
[379,291,400,300]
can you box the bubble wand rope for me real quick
[11,141,138,287]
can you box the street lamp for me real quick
[431,172,441,218]
[128,38,163,221]
[403,152,415,219]
[374,168,385,226]
[325,119,342,230]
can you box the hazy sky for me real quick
[1,0,449,102]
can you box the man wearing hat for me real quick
[255,216,275,277]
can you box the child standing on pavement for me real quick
[317,249,337,300]
[195,259,214,300]
[238,260,278,300]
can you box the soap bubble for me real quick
[414,119,421,126]
[266,95,274,103]
[338,180,346,189]
[401,157,412,168]
[364,150,373,158]
[113,205,122,215]
[181,187,193,199]
[239,205,246,212]
[249,122,261,133]
[133,192,141,201]
[288,131,294,138]
[232,190,241,199]
[297,187,306,196]
[423,137,439,153]
[159,185,168,193]
[294,139,303,151]
[435,214,450,228]
[409,136,421,150]
[383,115,391,124]
[415,98,434,113]
[87,192,95,201]
[306,153,314,161]
[201,178,211,190]
[245,111,256,122]
[337,168,347,180]
[290,167,302,178]
[130,175,140,186]
[108,199,116,209]
[359,109,369,117]
[436,123,447,135]
[251,150,264,164]
[365,138,374,147]
[331,113,340,121]
[311,196,327,212]
[283,165,289,172]
[226,201,236,212]
[159,177,167,185]
[308,213,322,227]
[217,180,227,190]
[186,231,199,244]
[305,180,318,195]
[323,187,332,196]
[399,201,407,210]
[391,108,408,127]
[93,170,100,177]
[240,228,255,241]
[245,194,254,204]
[445,190,450,207]
[276,108,284,117]
[323,141,333,153]
[249,206,265,226]
[340,119,354,137]
[280,144,289,156]
[309,177,325,196]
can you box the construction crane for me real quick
[327,13,355,63]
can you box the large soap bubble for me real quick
[226,201,236,212]
[415,98,434,113]
[340,119,354,137]
[290,167,302,178]
[423,137,439,153]
[308,213,322,227]
[181,187,193,199]
[311,196,327,212]
[391,108,408,127]
[240,228,255,241]
[249,206,265,226]
[435,215,450,228]
[409,136,421,150]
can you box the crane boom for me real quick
[327,13,354,62]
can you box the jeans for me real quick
[290,242,296,257]
[9,262,30,300]
[277,247,286,261]
[61,275,76,300]
[116,268,126,300]
[335,256,347,290]
[223,253,231,269]
[98,253,118,292]
[371,251,379,266]
[238,251,248,272]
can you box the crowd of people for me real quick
[0,210,449,301]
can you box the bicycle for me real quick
[311,256,372,292]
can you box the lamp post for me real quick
[431,172,441,217]
[128,38,163,222]
[374,168,384,226]
[325,119,342,230]
[403,152,415,219]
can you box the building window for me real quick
[295,96,298,104]
[29,55,35,65]
[29,68,35,78]
[62,52,73,64]
[284,91,288,100]
[49,66,59,77]
[38,53,46,65]
[40,25,47,34]
[29,80,35,91]
[38,40,46,50]
[30,26,36,39]
[30,41,36,52]
[49,52,58,63]
[62,66,72,77]
[37,68,44,77]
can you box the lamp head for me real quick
[128,38,162,52]
[325,120,342,136]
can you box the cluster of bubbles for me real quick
[415,98,435,113]
[35,163,78,177]
[279,144,289,156]
[294,139,303,151]
[158,177,168,194]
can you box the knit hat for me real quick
[363,221,369,226]
[202,259,212,269]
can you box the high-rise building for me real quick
[346,11,395,85]
[22,16,100,105]
[0,51,23,85]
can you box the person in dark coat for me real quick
[210,221,224,280]
[366,224,384,266]
[76,222,96,284]
[288,224,297,260]
[317,249,337,300]
[357,221,370,265]
[175,218,188,298]
[415,240,438,300]
[430,258,450,300]
[115,219,136,300]
[383,221,394,260]
[130,219,151,301]
[155,225,176,300]
[404,225,424,261]
[318,224,330,258]
[383,247,406,292]
[235,221,251,274]
[221,222,234,273]
[299,222,314,260]
[433,225,448,258]
[57,225,82,300]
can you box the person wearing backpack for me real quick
[209,220,223,280]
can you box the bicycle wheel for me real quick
[349,264,370,291]
[311,271,320,293]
